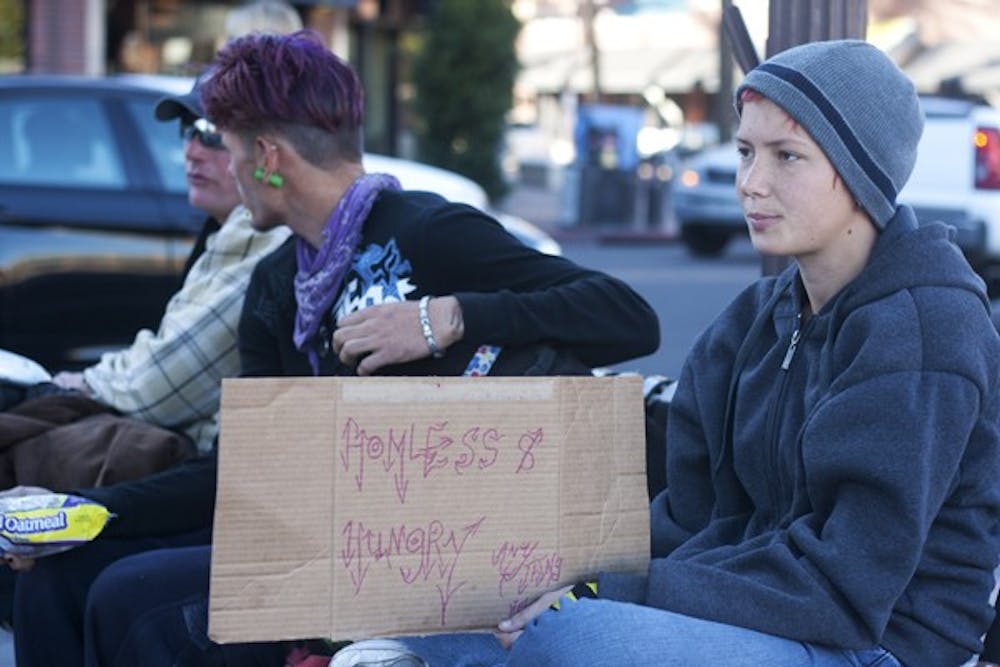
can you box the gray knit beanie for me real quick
[735,39,923,229]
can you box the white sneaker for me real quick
[328,639,429,667]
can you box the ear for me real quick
[253,135,281,174]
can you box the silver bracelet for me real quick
[419,295,445,358]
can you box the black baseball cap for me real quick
[154,73,209,124]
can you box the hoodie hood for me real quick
[750,204,992,415]
[830,205,989,314]
[767,205,989,329]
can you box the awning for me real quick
[516,9,720,96]
[902,40,1000,95]
[518,46,719,96]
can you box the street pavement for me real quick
[498,179,759,379]
[495,178,678,244]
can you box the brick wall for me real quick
[28,0,101,74]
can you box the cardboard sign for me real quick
[209,376,650,643]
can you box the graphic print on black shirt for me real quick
[334,238,417,320]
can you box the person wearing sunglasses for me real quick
[182,117,224,149]
[47,77,290,455]
[3,77,291,665]
[7,31,660,667]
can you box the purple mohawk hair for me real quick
[202,30,364,138]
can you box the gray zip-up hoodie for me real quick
[601,206,1000,666]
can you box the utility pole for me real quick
[581,0,602,102]
[716,0,736,143]
[766,0,868,58]
[758,0,869,276]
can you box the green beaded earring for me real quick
[252,167,284,189]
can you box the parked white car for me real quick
[673,96,1000,294]
[672,141,744,257]
[364,153,561,256]
[898,96,1000,284]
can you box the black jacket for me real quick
[84,190,660,536]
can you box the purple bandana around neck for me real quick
[293,172,401,374]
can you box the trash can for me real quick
[578,165,636,226]
[573,103,644,226]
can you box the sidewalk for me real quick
[495,180,678,245]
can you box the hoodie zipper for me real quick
[767,312,804,517]
[781,316,801,370]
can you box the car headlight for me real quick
[680,169,700,188]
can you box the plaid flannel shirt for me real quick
[84,205,290,452]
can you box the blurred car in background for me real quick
[672,141,743,257]
[672,96,1000,297]
[0,75,559,371]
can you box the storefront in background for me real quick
[18,0,427,156]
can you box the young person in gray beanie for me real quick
[330,39,1000,667]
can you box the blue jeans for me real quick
[15,536,287,667]
[14,531,211,667]
[82,544,288,667]
[399,599,901,667]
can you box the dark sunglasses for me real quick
[181,118,225,150]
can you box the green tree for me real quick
[411,0,519,202]
[0,0,25,68]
